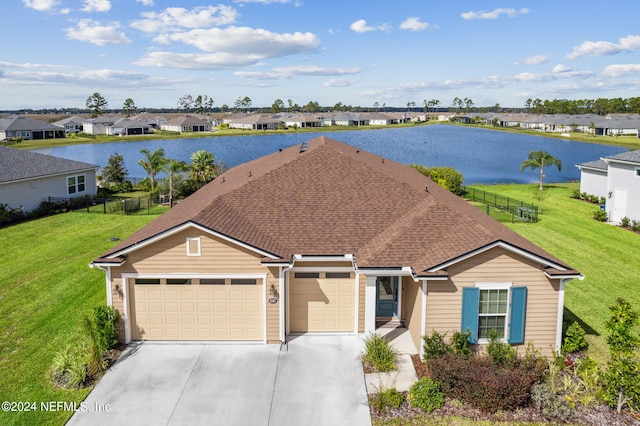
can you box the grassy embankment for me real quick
[470,182,640,361]
[0,212,158,426]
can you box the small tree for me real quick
[520,151,562,190]
[102,152,131,193]
[604,298,640,413]
[163,159,189,206]
[410,164,464,195]
[86,92,108,118]
[122,98,137,117]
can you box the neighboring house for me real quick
[603,150,640,223]
[366,113,396,125]
[0,146,98,212]
[227,114,279,130]
[333,112,369,126]
[129,113,167,129]
[91,136,581,358]
[52,115,85,133]
[83,115,122,135]
[106,118,151,136]
[160,116,211,133]
[0,116,66,140]
[576,159,608,198]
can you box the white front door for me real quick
[612,188,628,223]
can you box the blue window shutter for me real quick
[461,287,479,344]
[508,287,527,344]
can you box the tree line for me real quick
[79,92,640,119]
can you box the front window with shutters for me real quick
[478,289,508,339]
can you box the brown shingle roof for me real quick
[95,136,577,275]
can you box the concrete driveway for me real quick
[67,335,371,426]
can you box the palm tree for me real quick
[189,150,219,188]
[520,151,562,190]
[163,159,189,207]
[138,148,167,192]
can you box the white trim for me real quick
[555,279,566,354]
[292,254,354,262]
[290,266,354,272]
[365,276,377,335]
[105,267,112,306]
[123,277,131,343]
[0,167,98,186]
[354,274,360,335]
[122,272,267,279]
[262,276,267,344]
[107,222,279,260]
[396,277,402,321]
[427,241,568,272]
[635,167,640,179]
[357,267,415,278]
[186,237,201,256]
[420,280,428,359]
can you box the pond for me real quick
[34,125,626,185]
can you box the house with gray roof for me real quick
[52,115,85,134]
[160,116,211,133]
[0,116,65,141]
[0,146,98,212]
[577,149,640,222]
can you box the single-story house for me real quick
[91,136,581,358]
[576,159,608,198]
[0,116,66,140]
[0,146,98,212]
[106,118,151,136]
[160,116,211,133]
[227,114,279,130]
[82,116,122,135]
[52,116,85,133]
[333,112,369,126]
[603,150,640,222]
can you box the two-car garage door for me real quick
[289,272,355,333]
[131,278,262,341]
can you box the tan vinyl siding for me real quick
[402,276,422,354]
[110,275,125,338]
[266,267,280,342]
[358,274,366,332]
[425,247,559,357]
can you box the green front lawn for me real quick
[0,212,157,426]
[470,182,640,361]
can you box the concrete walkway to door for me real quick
[67,336,371,426]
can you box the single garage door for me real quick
[131,278,262,341]
[289,272,355,333]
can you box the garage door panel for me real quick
[290,277,354,333]
[132,281,263,341]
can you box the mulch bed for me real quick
[368,354,640,425]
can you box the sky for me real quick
[3,0,640,111]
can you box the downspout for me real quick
[420,280,428,360]
[89,263,112,306]
[555,279,566,354]
[279,264,294,345]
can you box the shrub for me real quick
[370,384,404,412]
[531,383,575,422]
[408,377,445,412]
[410,165,464,195]
[362,333,398,372]
[632,220,640,233]
[593,208,608,222]
[562,322,589,355]
[0,203,25,225]
[93,305,121,352]
[620,216,631,227]
[51,344,88,389]
[450,330,472,357]
[486,329,516,366]
[430,352,544,413]
[422,330,449,362]
[570,189,581,199]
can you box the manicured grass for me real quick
[0,212,157,425]
[470,182,640,361]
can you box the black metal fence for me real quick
[48,193,163,215]
[461,186,538,222]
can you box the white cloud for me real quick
[131,6,238,33]
[552,64,571,73]
[399,17,429,31]
[22,0,58,12]
[1,67,160,88]
[461,8,529,20]
[235,65,363,80]
[162,27,319,56]
[65,19,131,46]
[323,78,356,87]
[234,0,300,4]
[136,0,154,6]
[81,0,111,13]
[516,54,548,65]
[567,35,640,59]
[134,51,259,69]
[350,19,388,33]
[602,64,640,78]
